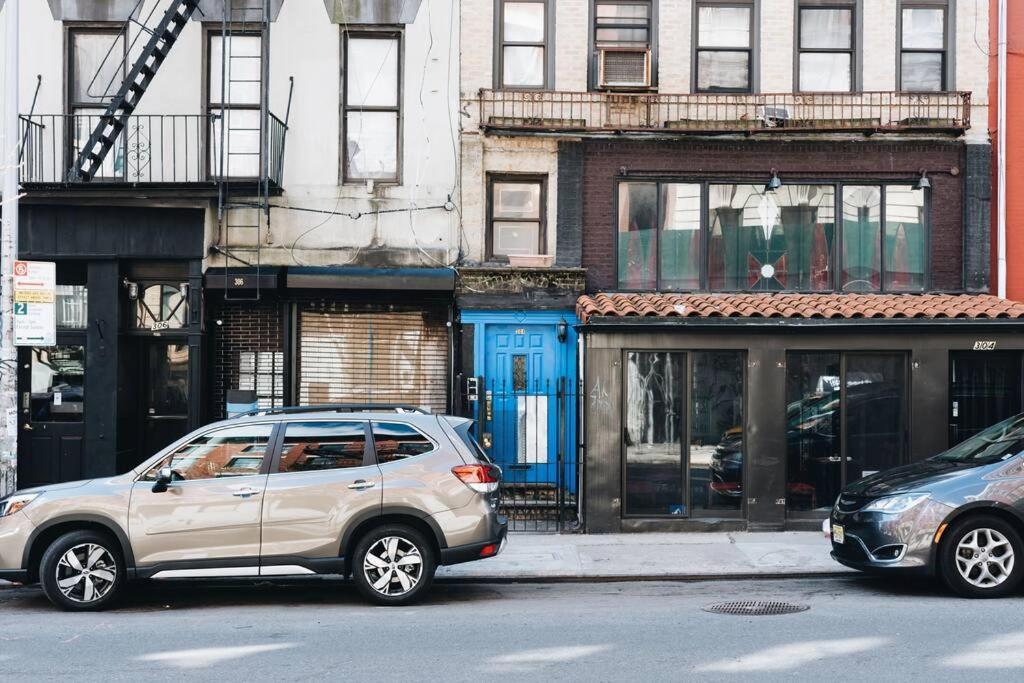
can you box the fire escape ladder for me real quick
[219,0,272,302]
[69,0,202,182]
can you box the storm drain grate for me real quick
[703,600,810,616]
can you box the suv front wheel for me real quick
[352,524,436,605]
[940,515,1023,598]
[39,530,125,611]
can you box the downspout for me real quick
[998,0,1008,298]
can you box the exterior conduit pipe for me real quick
[998,0,1008,298]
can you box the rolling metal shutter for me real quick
[298,308,449,413]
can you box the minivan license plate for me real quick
[832,524,845,544]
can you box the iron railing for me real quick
[18,112,288,186]
[471,89,972,135]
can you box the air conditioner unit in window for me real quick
[598,48,651,89]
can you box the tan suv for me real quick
[0,405,507,610]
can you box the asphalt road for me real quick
[2,574,1023,681]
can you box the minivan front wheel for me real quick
[39,530,125,611]
[941,515,1023,598]
[352,525,435,605]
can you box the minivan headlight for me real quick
[0,493,41,517]
[862,492,929,514]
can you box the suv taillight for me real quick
[452,464,501,494]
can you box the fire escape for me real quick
[57,0,292,301]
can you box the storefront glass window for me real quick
[624,352,685,516]
[660,183,702,290]
[30,346,85,422]
[708,184,834,291]
[618,182,658,289]
[56,285,88,329]
[884,186,926,292]
[841,186,882,292]
[689,352,744,514]
[845,354,907,481]
[786,352,842,513]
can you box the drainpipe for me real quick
[998,0,1008,298]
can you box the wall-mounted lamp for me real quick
[765,169,782,193]
[915,169,931,190]
[557,320,569,343]
[122,277,139,301]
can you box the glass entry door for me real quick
[142,342,190,457]
[786,352,908,516]
[950,352,1022,445]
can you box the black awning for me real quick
[286,266,455,292]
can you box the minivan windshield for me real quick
[931,414,1024,465]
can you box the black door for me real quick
[142,341,190,457]
[17,344,87,487]
[950,351,1023,444]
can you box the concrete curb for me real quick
[433,570,856,584]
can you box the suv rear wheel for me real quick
[39,530,125,611]
[352,524,435,606]
[940,515,1023,598]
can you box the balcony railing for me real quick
[470,90,971,135]
[18,113,289,187]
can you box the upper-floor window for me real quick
[899,1,948,91]
[488,174,547,260]
[343,31,402,183]
[592,0,654,90]
[208,31,263,178]
[797,2,855,92]
[497,0,550,89]
[694,1,755,93]
[616,180,927,293]
[68,27,126,179]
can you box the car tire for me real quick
[39,530,125,611]
[352,524,436,606]
[940,515,1024,599]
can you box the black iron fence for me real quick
[472,377,580,533]
[471,89,971,135]
[18,112,288,186]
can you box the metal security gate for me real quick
[475,377,579,532]
[298,308,449,413]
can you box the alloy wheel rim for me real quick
[955,528,1015,589]
[363,536,423,597]
[55,543,117,603]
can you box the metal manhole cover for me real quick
[703,600,809,616]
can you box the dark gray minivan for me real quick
[831,414,1024,598]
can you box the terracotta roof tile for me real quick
[576,293,1024,323]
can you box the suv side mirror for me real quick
[151,466,177,493]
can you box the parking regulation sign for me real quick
[13,260,56,346]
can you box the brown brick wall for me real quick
[580,138,967,292]
[209,297,284,420]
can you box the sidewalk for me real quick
[436,531,852,581]
[0,532,850,589]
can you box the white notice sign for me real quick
[13,260,56,346]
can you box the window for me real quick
[68,27,126,179]
[278,421,368,473]
[797,3,855,92]
[694,1,754,93]
[372,422,435,463]
[239,351,284,410]
[497,0,549,88]
[624,350,746,517]
[30,346,85,423]
[786,352,907,514]
[593,1,654,89]
[343,32,401,183]
[208,32,263,178]
[899,2,947,91]
[488,175,546,259]
[616,180,926,293]
[144,424,274,481]
[134,283,188,330]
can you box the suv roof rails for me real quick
[238,403,431,418]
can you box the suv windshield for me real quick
[931,414,1024,465]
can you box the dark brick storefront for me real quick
[576,138,980,293]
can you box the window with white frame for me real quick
[343,32,401,182]
[694,1,754,93]
[899,1,948,91]
[797,2,855,92]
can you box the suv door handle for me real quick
[347,480,376,490]
[231,487,262,498]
